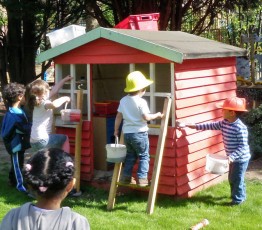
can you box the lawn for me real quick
[0,169,261,230]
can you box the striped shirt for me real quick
[196,119,250,162]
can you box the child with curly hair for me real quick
[0,148,90,230]
[1,82,32,192]
[27,76,72,152]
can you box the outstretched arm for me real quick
[49,75,73,98]
[45,96,70,109]
[142,112,163,121]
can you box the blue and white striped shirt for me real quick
[196,119,250,162]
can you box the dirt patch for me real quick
[245,157,262,180]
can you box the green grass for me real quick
[0,168,262,229]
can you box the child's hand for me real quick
[64,96,70,103]
[228,156,233,164]
[186,123,196,129]
[64,75,73,82]
[157,112,164,119]
[176,122,196,129]
[176,121,186,128]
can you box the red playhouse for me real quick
[37,14,247,198]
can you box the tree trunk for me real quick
[6,0,22,84]
[22,0,37,84]
[0,34,8,88]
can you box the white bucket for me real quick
[60,102,81,124]
[106,137,127,163]
[205,154,229,175]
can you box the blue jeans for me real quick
[123,132,149,179]
[228,160,249,204]
[30,134,67,152]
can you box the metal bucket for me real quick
[205,154,229,175]
[106,137,127,163]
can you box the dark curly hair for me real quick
[23,148,75,198]
[2,82,25,108]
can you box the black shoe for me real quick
[67,188,82,197]
[8,180,16,187]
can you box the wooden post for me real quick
[74,89,83,192]
[146,97,172,215]
[107,134,124,210]
[250,34,256,84]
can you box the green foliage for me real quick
[242,104,262,159]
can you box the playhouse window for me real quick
[55,63,173,127]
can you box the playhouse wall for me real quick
[174,57,237,197]
[54,39,170,64]
[55,121,94,181]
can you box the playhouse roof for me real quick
[37,27,247,64]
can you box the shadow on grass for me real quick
[0,167,231,214]
[63,184,230,213]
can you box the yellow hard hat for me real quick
[216,97,248,112]
[124,71,153,93]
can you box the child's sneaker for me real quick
[138,178,149,187]
[119,176,136,185]
[67,188,82,197]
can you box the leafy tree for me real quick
[0,0,261,86]
[0,7,7,87]
[242,104,262,159]
[85,0,261,34]
[0,0,87,85]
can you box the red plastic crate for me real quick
[114,13,159,31]
[94,101,119,116]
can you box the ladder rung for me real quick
[117,182,150,190]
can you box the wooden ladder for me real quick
[107,97,172,215]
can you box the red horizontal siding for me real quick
[175,57,236,71]
[175,82,236,99]
[176,149,225,167]
[176,102,220,118]
[175,73,236,90]
[176,130,221,147]
[55,121,94,182]
[175,66,236,80]
[177,110,222,123]
[177,140,224,157]
[157,184,176,195]
[173,57,235,197]
[55,39,170,64]
[179,173,228,198]
[175,118,222,138]
[175,91,236,109]
[176,158,206,176]
[176,166,206,186]
[177,173,221,195]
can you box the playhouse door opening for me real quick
[92,63,172,171]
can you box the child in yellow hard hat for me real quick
[114,71,163,187]
[184,97,250,205]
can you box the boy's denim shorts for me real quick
[30,134,67,153]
